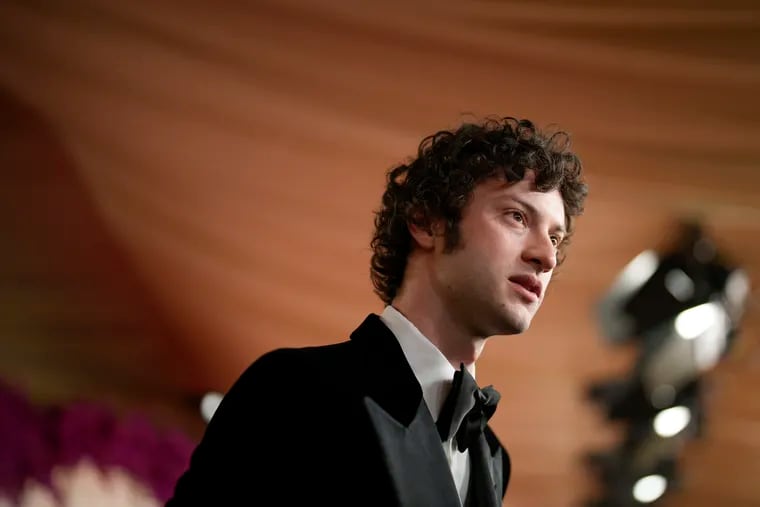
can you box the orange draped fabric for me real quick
[1,1,759,505]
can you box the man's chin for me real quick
[486,314,532,336]
[474,304,534,337]
[500,311,533,335]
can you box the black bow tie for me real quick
[435,363,501,453]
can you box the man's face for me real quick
[430,171,566,338]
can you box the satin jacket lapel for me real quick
[465,432,503,507]
[485,426,510,502]
[350,314,461,507]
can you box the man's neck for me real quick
[390,295,486,369]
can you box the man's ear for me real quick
[408,216,443,250]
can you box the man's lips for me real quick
[508,274,542,300]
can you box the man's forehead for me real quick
[484,171,535,191]
[522,170,537,185]
[484,177,566,230]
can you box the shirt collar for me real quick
[379,305,475,421]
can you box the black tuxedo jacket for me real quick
[167,314,510,506]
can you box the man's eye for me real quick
[550,236,559,247]
[508,211,525,223]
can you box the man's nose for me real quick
[522,233,557,273]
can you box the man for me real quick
[166,117,588,506]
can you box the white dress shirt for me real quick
[380,305,474,505]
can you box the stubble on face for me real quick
[434,174,565,340]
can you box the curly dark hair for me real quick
[369,116,589,305]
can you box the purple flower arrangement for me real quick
[0,379,195,504]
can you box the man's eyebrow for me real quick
[507,197,567,236]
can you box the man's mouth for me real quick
[508,274,542,301]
